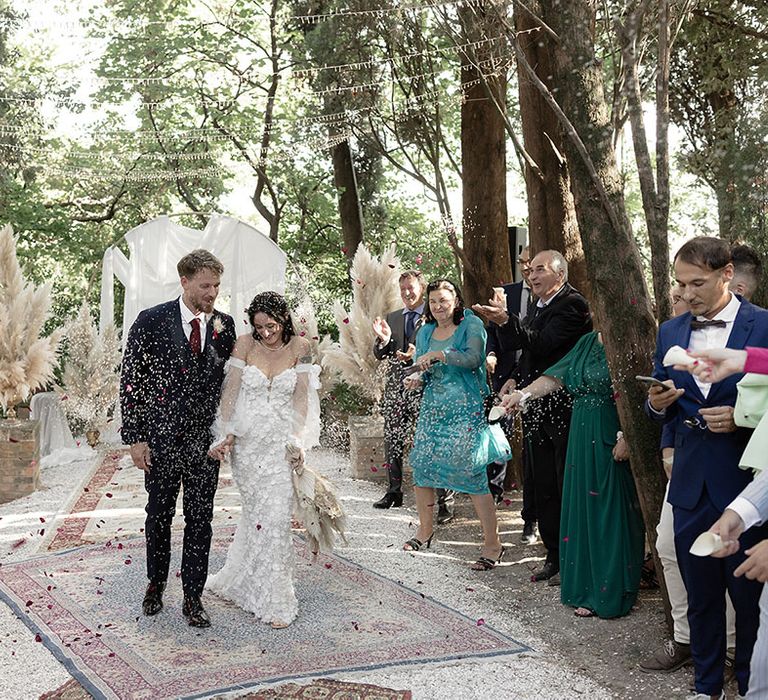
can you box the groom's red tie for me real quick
[190,318,202,355]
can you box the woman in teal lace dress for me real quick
[503,331,644,617]
[405,280,511,570]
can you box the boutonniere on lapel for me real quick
[212,317,225,340]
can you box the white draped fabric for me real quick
[100,214,287,339]
[29,392,97,466]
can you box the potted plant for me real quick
[0,224,63,503]
[321,244,401,479]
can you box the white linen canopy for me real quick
[100,214,287,339]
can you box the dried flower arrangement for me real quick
[56,303,121,437]
[0,224,63,418]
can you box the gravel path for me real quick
[0,447,692,699]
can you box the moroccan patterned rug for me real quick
[42,449,241,552]
[41,677,412,700]
[239,678,412,699]
[4,529,527,700]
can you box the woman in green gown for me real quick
[503,331,644,618]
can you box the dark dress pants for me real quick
[520,440,537,524]
[144,430,220,597]
[526,423,568,566]
[383,388,418,495]
[674,490,767,697]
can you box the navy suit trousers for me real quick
[144,429,219,597]
[674,490,768,696]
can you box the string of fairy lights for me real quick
[3,1,510,182]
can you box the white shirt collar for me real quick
[179,297,208,324]
[403,303,425,315]
[695,293,740,324]
[537,284,565,308]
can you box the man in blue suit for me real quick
[647,237,768,699]
[120,249,236,628]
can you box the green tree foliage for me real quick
[670,2,768,244]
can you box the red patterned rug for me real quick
[241,678,412,699]
[43,449,240,552]
[6,529,526,700]
[41,677,412,700]
[45,450,127,551]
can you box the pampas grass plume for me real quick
[0,225,63,413]
[321,244,402,404]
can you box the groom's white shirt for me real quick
[179,297,209,351]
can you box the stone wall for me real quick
[348,414,412,485]
[0,419,40,504]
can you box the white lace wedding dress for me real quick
[206,344,320,627]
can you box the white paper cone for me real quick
[663,345,696,367]
[689,532,724,557]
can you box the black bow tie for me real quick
[690,318,727,330]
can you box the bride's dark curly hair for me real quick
[247,291,295,344]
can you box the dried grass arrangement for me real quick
[0,224,63,418]
[56,303,121,436]
[321,244,402,406]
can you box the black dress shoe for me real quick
[142,581,166,616]
[436,504,454,525]
[373,493,403,509]
[532,561,559,582]
[182,595,211,628]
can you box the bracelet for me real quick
[616,431,624,442]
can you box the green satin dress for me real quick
[545,331,645,618]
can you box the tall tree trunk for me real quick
[459,3,511,306]
[715,175,738,241]
[536,0,671,627]
[616,1,672,322]
[331,138,364,261]
[513,1,588,297]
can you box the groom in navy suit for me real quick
[647,237,768,699]
[120,249,236,628]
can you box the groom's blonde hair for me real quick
[177,249,224,278]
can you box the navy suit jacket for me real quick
[373,307,424,400]
[486,281,525,386]
[120,299,237,449]
[649,299,768,511]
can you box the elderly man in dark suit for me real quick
[372,271,453,522]
[120,249,236,628]
[485,246,537,538]
[475,249,592,582]
[646,237,768,700]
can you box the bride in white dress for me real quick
[207,291,320,629]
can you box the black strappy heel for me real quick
[471,545,506,571]
[403,533,435,551]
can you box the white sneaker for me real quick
[687,693,725,700]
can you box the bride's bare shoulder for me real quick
[232,333,255,360]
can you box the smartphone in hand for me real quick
[635,375,673,392]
